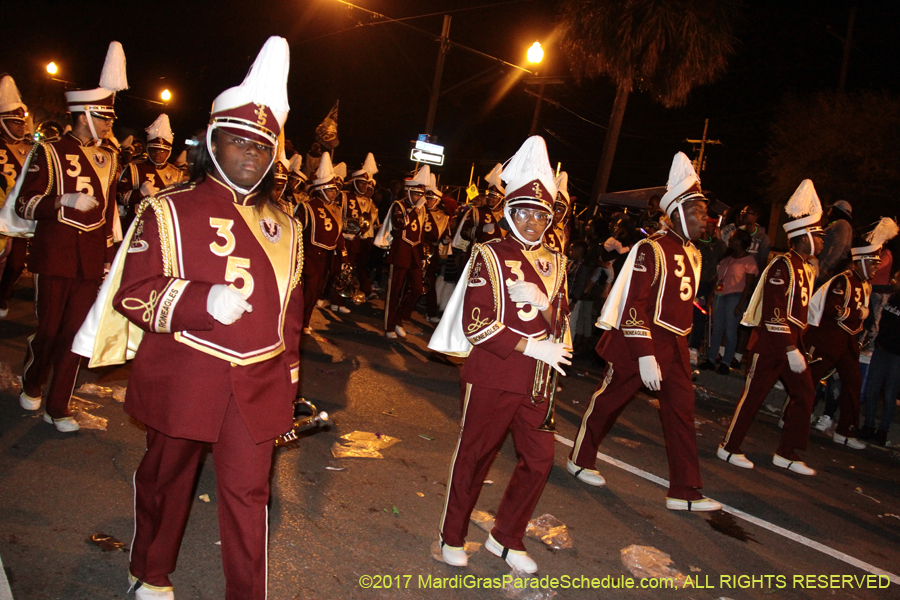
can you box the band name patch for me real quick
[765,323,790,334]
[622,328,651,339]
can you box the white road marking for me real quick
[554,434,900,586]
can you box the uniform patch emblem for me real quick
[768,278,784,285]
[260,217,282,243]
[534,257,553,277]
[93,153,107,167]
[16,148,27,158]
[467,277,487,287]
[128,240,149,253]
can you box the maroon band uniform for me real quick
[299,194,345,328]
[440,236,568,551]
[570,230,705,498]
[384,200,425,331]
[721,250,817,457]
[805,269,869,437]
[117,158,185,227]
[16,133,118,418]
[0,136,32,309]
[114,175,303,596]
[422,205,451,318]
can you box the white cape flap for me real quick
[427,254,476,357]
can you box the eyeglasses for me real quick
[511,208,551,224]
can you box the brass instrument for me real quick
[344,217,362,236]
[421,243,435,294]
[333,263,366,305]
[532,290,566,433]
[275,398,330,447]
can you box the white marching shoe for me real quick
[665,496,722,512]
[43,413,79,433]
[717,445,754,469]
[440,540,467,567]
[394,325,407,338]
[129,574,174,600]
[19,391,41,411]
[485,533,537,574]
[773,454,816,475]
[384,331,398,339]
[833,432,866,449]
[566,460,606,486]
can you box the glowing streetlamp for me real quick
[46,62,58,75]
[527,42,543,64]
[160,89,172,102]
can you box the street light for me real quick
[160,89,172,102]
[46,62,58,75]
[527,42,543,64]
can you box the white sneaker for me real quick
[440,540,467,567]
[772,454,816,476]
[485,533,537,574]
[833,432,866,449]
[427,315,441,324]
[665,496,722,512]
[130,574,175,599]
[42,413,79,433]
[566,460,606,486]
[717,445,754,469]
[814,415,833,432]
[20,391,41,411]
[384,331,398,339]
[315,300,328,308]
[395,325,407,338]
[337,306,351,314]
[302,327,312,335]
[0,307,8,319]
[330,304,339,311]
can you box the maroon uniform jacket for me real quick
[0,137,31,182]
[544,223,568,254]
[458,206,504,244]
[387,200,425,267]
[596,230,701,362]
[113,175,304,443]
[460,236,569,395]
[805,268,869,353]
[423,208,451,248]
[118,159,185,215]
[15,133,118,279]
[345,193,378,239]
[299,195,344,251]
[742,250,815,353]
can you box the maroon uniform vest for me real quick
[301,196,343,250]
[0,138,31,181]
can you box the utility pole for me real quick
[685,119,721,174]
[424,15,452,137]
[524,77,564,136]
[838,6,857,93]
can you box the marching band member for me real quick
[287,153,309,206]
[0,75,31,318]
[14,42,125,432]
[422,174,451,323]
[118,114,184,230]
[719,180,824,475]
[272,140,292,215]
[299,152,346,332]
[106,37,301,599]
[451,163,505,253]
[430,136,571,573]
[544,171,571,254]
[383,166,429,338]
[806,218,898,450]
[569,153,721,512]
[332,153,379,309]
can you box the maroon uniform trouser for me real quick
[423,251,441,318]
[570,335,703,496]
[384,263,422,331]
[440,383,555,551]
[807,331,861,437]
[0,238,27,305]
[130,396,274,600]
[721,344,815,458]
[355,238,374,294]
[301,245,335,329]
[23,274,100,418]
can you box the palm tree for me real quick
[557,0,740,203]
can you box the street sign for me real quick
[410,148,445,166]
[414,140,444,155]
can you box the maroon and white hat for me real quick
[405,164,431,190]
[484,163,505,195]
[783,180,823,239]
[852,217,899,261]
[65,42,128,119]
[352,152,378,185]
[659,152,705,218]
[145,114,174,149]
[209,36,290,148]
[500,136,556,212]
[289,154,307,182]
[0,75,27,141]
[309,151,338,192]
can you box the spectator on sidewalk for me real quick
[816,200,855,285]
[700,229,758,374]
[738,203,771,272]
[690,213,727,365]
[860,270,900,446]
[567,240,594,352]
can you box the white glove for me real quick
[638,355,662,391]
[207,285,253,325]
[60,192,99,212]
[139,181,159,197]
[786,348,807,373]
[508,281,549,311]
[523,337,572,375]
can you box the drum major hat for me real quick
[405,164,430,190]
[145,114,174,150]
[65,42,128,120]
[308,151,338,191]
[289,153,307,182]
[351,152,378,185]
[852,217,898,261]
[500,136,556,212]
[659,152,705,218]
[0,75,27,140]
[783,179,823,239]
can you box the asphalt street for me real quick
[0,277,898,600]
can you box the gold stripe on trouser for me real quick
[22,333,37,382]
[383,265,394,331]
[723,353,760,444]
[438,382,473,542]
[571,363,614,464]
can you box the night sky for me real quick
[4,0,899,213]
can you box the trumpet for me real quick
[532,290,566,433]
[275,398,331,447]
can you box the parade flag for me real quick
[316,100,339,150]
[466,183,479,201]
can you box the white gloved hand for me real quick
[523,337,572,375]
[139,181,159,197]
[207,284,253,325]
[508,281,550,311]
[786,348,807,373]
[638,355,662,391]
[60,192,99,212]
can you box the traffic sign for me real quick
[410,148,445,166]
